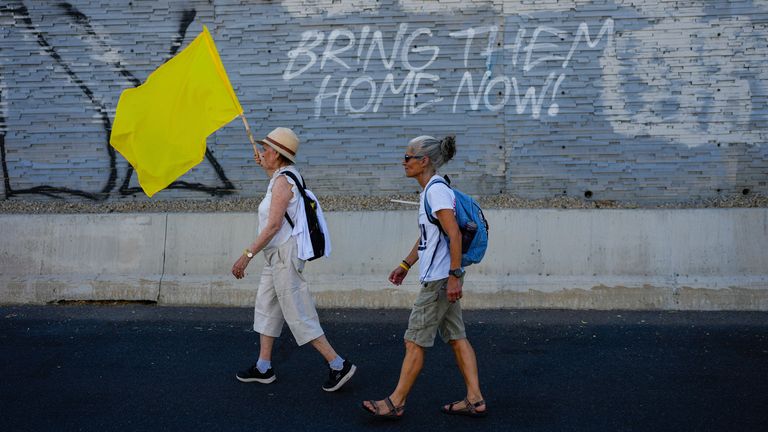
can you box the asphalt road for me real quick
[1,305,767,432]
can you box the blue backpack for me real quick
[424,176,489,267]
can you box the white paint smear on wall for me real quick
[280,0,380,17]
[278,0,589,17]
[601,14,758,148]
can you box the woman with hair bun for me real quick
[362,135,487,420]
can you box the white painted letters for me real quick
[284,20,616,119]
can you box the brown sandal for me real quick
[362,397,404,420]
[441,398,487,418]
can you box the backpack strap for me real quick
[281,169,307,192]
[422,176,453,278]
[424,176,452,235]
[280,170,307,229]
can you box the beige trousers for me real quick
[252,237,324,346]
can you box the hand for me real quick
[232,255,251,279]
[388,266,408,286]
[446,276,463,302]
[253,151,262,166]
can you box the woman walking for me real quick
[362,135,486,419]
[231,127,355,392]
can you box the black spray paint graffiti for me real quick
[0,2,235,200]
[112,7,235,197]
[1,3,115,200]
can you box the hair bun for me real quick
[441,135,456,162]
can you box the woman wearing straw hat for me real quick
[231,127,356,392]
[361,135,486,419]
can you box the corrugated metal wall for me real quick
[1,0,766,203]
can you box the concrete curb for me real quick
[1,209,767,310]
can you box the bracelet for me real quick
[399,260,411,271]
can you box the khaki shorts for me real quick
[404,277,467,347]
[252,237,324,346]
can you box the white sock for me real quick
[256,358,271,373]
[329,355,344,371]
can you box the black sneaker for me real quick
[236,364,276,384]
[322,359,356,392]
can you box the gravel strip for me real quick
[1,193,766,214]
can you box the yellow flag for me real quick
[110,26,243,197]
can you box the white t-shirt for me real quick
[258,166,301,249]
[417,175,456,282]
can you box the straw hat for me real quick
[258,127,299,163]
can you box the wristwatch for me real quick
[244,249,254,258]
[448,268,465,278]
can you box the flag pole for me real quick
[240,114,261,163]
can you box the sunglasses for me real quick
[403,154,425,162]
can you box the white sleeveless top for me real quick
[258,166,302,249]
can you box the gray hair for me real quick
[408,135,456,169]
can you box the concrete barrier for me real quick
[1,209,767,310]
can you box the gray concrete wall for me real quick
[2,1,767,204]
[2,209,767,310]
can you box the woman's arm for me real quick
[389,237,420,286]
[435,208,463,302]
[232,176,293,279]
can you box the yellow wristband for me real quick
[399,260,411,271]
